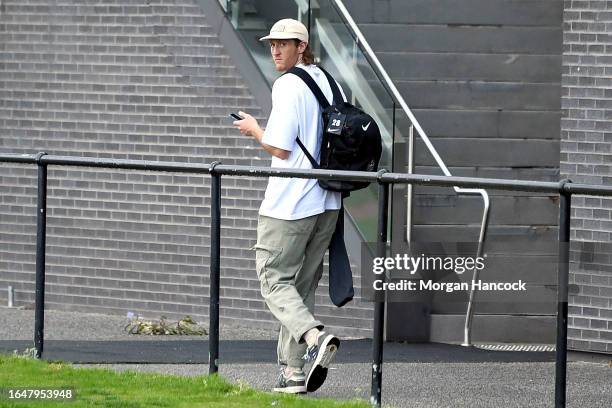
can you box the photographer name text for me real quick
[373,279,526,293]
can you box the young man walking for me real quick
[233,18,343,394]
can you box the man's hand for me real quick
[233,111,290,160]
[233,111,261,137]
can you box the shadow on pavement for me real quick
[0,339,555,364]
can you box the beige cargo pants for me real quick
[254,210,339,369]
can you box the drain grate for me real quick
[475,344,556,352]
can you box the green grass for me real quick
[0,355,369,408]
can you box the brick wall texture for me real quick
[5,0,612,352]
[0,0,373,337]
[562,0,612,354]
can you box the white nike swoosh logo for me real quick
[362,121,371,131]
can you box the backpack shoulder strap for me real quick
[284,66,328,169]
[295,137,319,169]
[285,66,330,109]
[317,65,344,104]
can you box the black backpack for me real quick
[286,66,382,192]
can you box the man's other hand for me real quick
[233,111,260,137]
[233,111,290,160]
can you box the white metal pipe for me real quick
[406,125,414,243]
[8,286,14,308]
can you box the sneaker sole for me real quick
[306,335,340,392]
[272,385,306,394]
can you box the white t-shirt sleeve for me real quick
[262,76,299,152]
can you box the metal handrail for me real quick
[327,0,491,346]
[2,152,608,408]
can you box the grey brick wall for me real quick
[0,0,373,338]
[562,0,612,354]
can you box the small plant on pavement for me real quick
[124,315,207,335]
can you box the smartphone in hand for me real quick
[230,113,243,120]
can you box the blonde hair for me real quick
[293,40,316,65]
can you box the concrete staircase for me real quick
[339,0,563,343]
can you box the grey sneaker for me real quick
[273,367,306,394]
[304,332,340,392]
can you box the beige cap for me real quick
[259,18,308,43]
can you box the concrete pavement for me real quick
[1,308,610,407]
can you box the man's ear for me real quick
[298,41,307,53]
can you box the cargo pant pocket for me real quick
[253,244,282,296]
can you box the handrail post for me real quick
[406,124,414,243]
[8,286,15,308]
[555,180,572,408]
[371,171,389,407]
[463,192,491,346]
[34,152,48,359]
[209,162,222,374]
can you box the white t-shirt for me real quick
[259,64,343,220]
